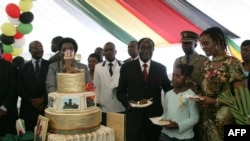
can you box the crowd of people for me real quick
[0,26,249,141]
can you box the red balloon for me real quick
[5,3,20,18]
[2,53,13,62]
[14,31,24,39]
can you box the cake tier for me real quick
[57,73,85,93]
[45,107,101,134]
[47,125,115,141]
[47,92,96,112]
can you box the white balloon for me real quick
[8,16,20,25]
[13,37,25,48]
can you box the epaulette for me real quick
[179,56,185,62]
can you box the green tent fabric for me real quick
[69,0,136,45]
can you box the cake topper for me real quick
[62,49,82,73]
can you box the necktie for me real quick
[35,60,40,72]
[108,63,113,76]
[143,64,148,82]
[186,55,190,64]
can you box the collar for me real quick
[139,58,151,67]
[102,59,121,66]
[186,52,197,58]
[108,60,115,65]
[131,56,139,61]
[32,58,41,63]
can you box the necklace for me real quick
[210,55,228,69]
[211,55,228,62]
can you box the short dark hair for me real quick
[138,38,154,48]
[175,63,194,77]
[52,36,63,43]
[12,56,25,67]
[88,53,101,62]
[58,37,78,53]
[241,40,250,47]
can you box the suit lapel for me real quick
[102,61,112,77]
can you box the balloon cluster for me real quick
[0,0,33,62]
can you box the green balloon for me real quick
[3,44,14,53]
[17,23,33,34]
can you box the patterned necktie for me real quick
[35,60,40,72]
[108,63,113,76]
[143,64,148,82]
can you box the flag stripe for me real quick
[86,0,169,46]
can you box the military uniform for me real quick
[174,30,208,92]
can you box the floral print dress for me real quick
[200,55,246,141]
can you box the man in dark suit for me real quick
[48,36,63,64]
[0,43,18,136]
[117,37,172,141]
[18,40,49,132]
[94,47,104,62]
[123,40,139,63]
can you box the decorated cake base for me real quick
[47,125,115,141]
[45,108,101,134]
[47,92,96,112]
[45,91,101,134]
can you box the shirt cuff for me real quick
[0,105,7,112]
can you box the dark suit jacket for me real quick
[18,59,49,120]
[48,52,62,64]
[117,59,172,116]
[0,59,18,135]
[123,58,132,63]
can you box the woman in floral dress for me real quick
[198,27,247,141]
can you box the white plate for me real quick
[130,100,153,108]
[183,94,205,101]
[149,117,171,126]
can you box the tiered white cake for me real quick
[45,73,101,134]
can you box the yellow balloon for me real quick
[11,47,23,56]
[1,22,16,36]
[19,0,33,12]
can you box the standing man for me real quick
[174,31,207,93]
[93,42,125,125]
[240,40,250,89]
[48,36,63,63]
[18,40,50,132]
[94,47,104,62]
[0,43,18,136]
[117,38,172,141]
[123,40,139,63]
